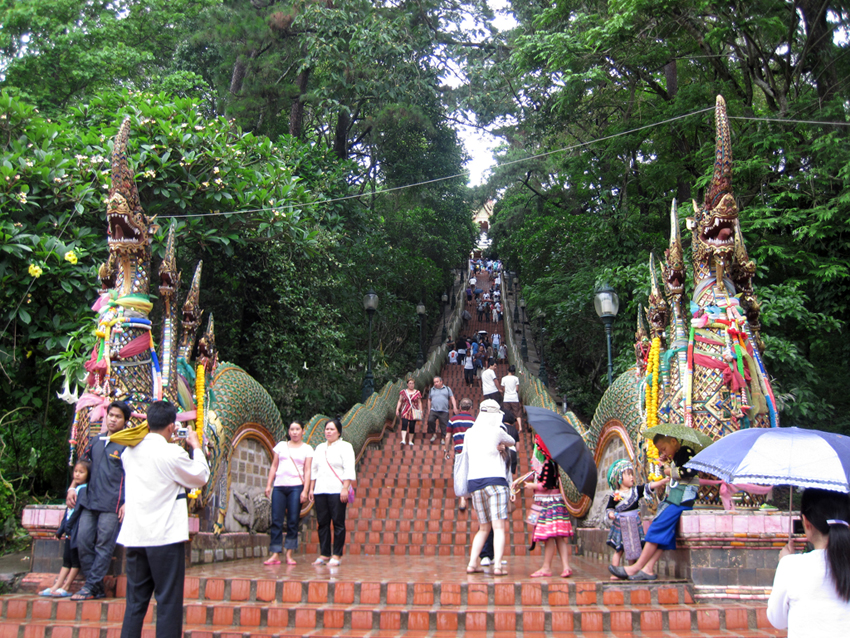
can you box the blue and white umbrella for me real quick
[685,427,850,493]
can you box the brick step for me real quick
[1,600,777,635]
[306,530,533,544]
[344,519,532,533]
[333,508,529,521]
[301,543,533,556]
[342,498,531,511]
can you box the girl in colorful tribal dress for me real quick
[605,460,669,568]
[525,435,574,578]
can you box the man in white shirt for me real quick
[501,365,523,431]
[118,401,210,638]
[481,361,502,405]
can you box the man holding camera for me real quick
[118,401,210,638]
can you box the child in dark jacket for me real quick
[40,461,89,597]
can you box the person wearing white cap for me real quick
[463,399,515,576]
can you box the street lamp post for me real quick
[441,292,448,343]
[416,302,426,368]
[537,309,549,386]
[594,284,620,386]
[520,298,528,362]
[361,290,379,403]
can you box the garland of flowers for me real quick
[188,364,205,500]
[645,336,661,430]
[645,440,663,482]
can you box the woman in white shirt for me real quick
[767,488,850,636]
[310,418,356,566]
[264,421,313,565]
[501,365,522,431]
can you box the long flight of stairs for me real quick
[0,271,784,636]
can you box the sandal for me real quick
[530,569,551,578]
[313,557,328,566]
[70,587,98,601]
[328,558,341,566]
[560,569,573,578]
[263,558,281,565]
[39,588,54,597]
[466,565,483,574]
[54,588,72,597]
[493,568,507,576]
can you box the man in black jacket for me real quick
[69,400,130,599]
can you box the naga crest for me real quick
[687,96,738,284]
[662,200,685,297]
[646,254,668,338]
[158,222,181,296]
[108,118,156,253]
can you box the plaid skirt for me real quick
[531,494,573,542]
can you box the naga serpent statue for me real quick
[572,96,777,521]
[70,118,285,533]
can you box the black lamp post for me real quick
[416,302,426,368]
[361,290,379,403]
[537,309,549,386]
[520,298,528,362]
[441,292,448,343]
[594,283,620,386]
[450,284,456,310]
[513,293,520,326]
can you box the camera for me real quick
[175,427,188,439]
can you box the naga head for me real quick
[107,118,156,254]
[182,261,204,334]
[687,96,738,279]
[662,199,685,296]
[646,254,669,337]
[158,222,181,298]
[197,313,217,376]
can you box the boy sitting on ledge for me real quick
[608,434,697,581]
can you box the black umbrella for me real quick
[526,406,597,497]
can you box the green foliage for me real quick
[481,0,850,431]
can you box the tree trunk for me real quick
[797,0,839,105]
[664,60,678,99]
[289,69,310,138]
[229,50,257,96]
[333,109,350,160]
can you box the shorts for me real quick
[427,411,449,435]
[472,484,510,524]
[504,401,522,416]
[483,391,502,406]
[400,418,416,433]
[63,538,80,569]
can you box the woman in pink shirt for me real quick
[264,422,314,565]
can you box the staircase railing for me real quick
[302,279,466,462]
[501,283,591,516]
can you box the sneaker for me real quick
[759,503,779,511]
[480,557,492,566]
[430,435,436,443]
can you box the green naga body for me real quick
[71,118,285,533]
[570,96,777,520]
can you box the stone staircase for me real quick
[0,272,785,636]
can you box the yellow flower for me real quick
[28,263,43,278]
[64,251,78,265]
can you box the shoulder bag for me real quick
[325,447,355,505]
[453,445,470,498]
[406,390,423,421]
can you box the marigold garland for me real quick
[189,364,205,500]
[645,336,661,430]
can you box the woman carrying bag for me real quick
[395,378,422,447]
[310,418,356,566]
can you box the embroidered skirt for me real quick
[606,510,645,560]
[531,494,573,541]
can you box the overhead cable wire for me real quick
[159,108,849,219]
